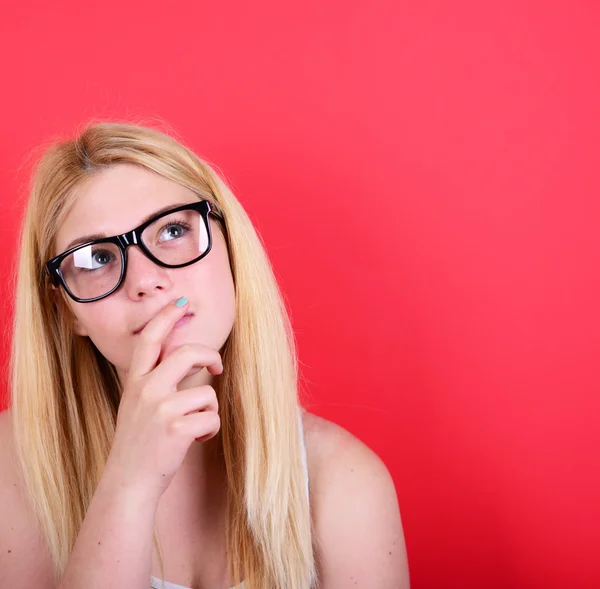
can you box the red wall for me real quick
[1,1,599,587]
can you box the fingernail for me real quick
[175,296,188,307]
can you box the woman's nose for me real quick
[122,246,174,300]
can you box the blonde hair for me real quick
[10,121,317,588]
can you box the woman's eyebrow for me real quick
[64,202,194,251]
[65,232,107,251]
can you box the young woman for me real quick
[0,122,409,589]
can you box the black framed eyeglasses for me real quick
[45,200,218,303]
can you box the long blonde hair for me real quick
[10,121,317,588]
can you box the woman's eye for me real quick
[74,249,115,273]
[91,251,114,268]
[160,223,188,242]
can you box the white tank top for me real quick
[150,411,310,589]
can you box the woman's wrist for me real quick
[98,457,162,512]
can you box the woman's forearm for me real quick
[57,464,159,589]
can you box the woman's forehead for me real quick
[54,164,197,253]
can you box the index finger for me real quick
[128,296,190,379]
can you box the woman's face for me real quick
[53,163,236,387]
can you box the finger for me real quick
[161,386,218,417]
[172,410,221,442]
[151,344,223,389]
[129,297,190,379]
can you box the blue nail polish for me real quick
[175,297,188,307]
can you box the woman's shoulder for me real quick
[0,408,55,588]
[300,409,392,482]
[299,409,409,587]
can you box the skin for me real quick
[0,163,409,588]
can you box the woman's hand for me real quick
[103,297,223,502]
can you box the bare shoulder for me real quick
[300,410,399,498]
[0,408,55,588]
[300,410,410,589]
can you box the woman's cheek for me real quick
[88,330,131,371]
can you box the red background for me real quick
[1,1,599,587]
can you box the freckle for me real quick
[8,549,12,553]
[162,473,166,477]
[389,551,392,555]
[98,541,101,545]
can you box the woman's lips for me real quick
[133,313,194,335]
[174,313,194,329]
